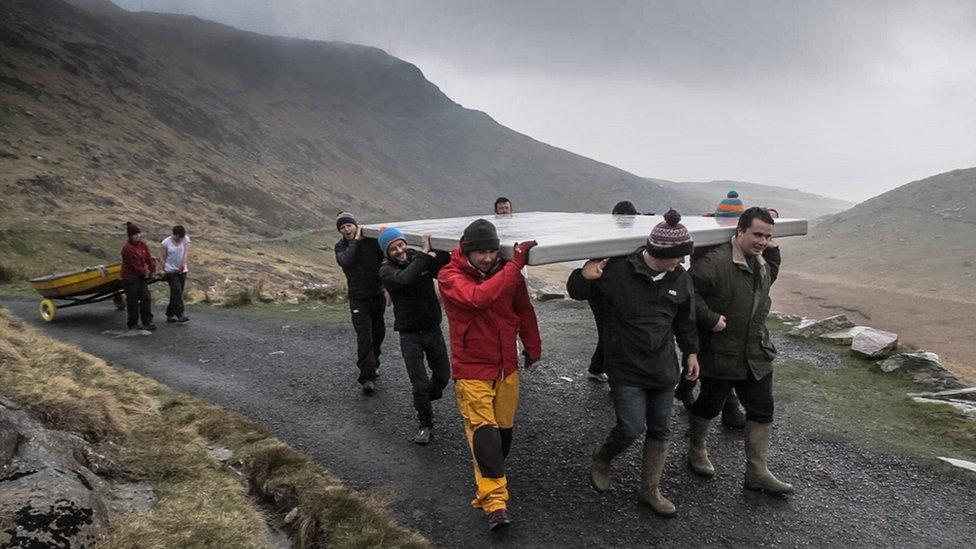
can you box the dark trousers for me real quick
[689,372,774,424]
[587,300,606,375]
[122,277,152,328]
[677,353,740,412]
[597,383,674,460]
[349,295,386,384]
[165,272,186,318]
[399,326,451,427]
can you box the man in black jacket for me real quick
[378,228,452,444]
[567,209,699,518]
[334,211,386,395]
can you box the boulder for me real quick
[0,398,155,548]
[534,285,565,301]
[851,327,898,358]
[877,352,964,390]
[912,397,976,419]
[818,326,868,346]
[787,314,855,338]
[770,312,804,324]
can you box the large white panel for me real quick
[362,212,807,266]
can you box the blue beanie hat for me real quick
[378,227,406,255]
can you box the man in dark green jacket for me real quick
[687,207,793,494]
[567,209,699,517]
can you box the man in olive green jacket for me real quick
[686,207,793,494]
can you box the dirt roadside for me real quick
[773,271,976,384]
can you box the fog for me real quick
[115,0,976,201]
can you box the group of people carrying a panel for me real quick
[333,192,790,532]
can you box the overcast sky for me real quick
[115,0,976,202]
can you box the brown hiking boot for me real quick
[638,437,677,518]
[744,421,794,494]
[487,508,511,531]
[590,450,612,493]
[688,415,715,477]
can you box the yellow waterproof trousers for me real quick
[454,372,520,514]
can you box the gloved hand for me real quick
[523,352,541,372]
[512,240,538,268]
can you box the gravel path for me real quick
[3,297,974,548]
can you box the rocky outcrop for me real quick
[877,352,965,391]
[818,326,868,346]
[851,328,898,358]
[525,277,566,302]
[0,396,155,548]
[787,314,855,338]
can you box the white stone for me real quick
[534,284,566,301]
[851,327,898,358]
[938,457,976,473]
[879,352,940,373]
[818,326,869,346]
[787,314,855,338]
[912,397,976,419]
[908,387,976,403]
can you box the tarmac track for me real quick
[3,297,975,548]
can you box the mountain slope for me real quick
[0,0,698,246]
[785,167,976,302]
[653,179,854,221]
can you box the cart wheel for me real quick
[40,298,57,323]
[113,293,127,310]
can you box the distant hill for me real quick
[785,167,976,303]
[0,0,699,245]
[652,179,854,221]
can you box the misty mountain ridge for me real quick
[1,0,701,247]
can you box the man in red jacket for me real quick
[120,222,157,331]
[437,219,541,532]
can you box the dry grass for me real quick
[0,307,429,548]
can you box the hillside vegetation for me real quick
[784,167,976,303]
[0,0,866,299]
[0,0,711,293]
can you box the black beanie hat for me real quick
[336,213,357,230]
[461,219,500,253]
[126,222,141,238]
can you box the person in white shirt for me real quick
[160,225,191,323]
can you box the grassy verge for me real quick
[0,307,428,548]
[770,322,976,461]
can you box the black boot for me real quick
[674,377,697,410]
[721,391,746,429]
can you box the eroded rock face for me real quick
[0,398,156,548]
[877,352,964,390]
[787,314,855,338]
[851,327,898,358]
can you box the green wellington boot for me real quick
[744,421,794,494]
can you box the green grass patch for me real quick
[776,356,976,460]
